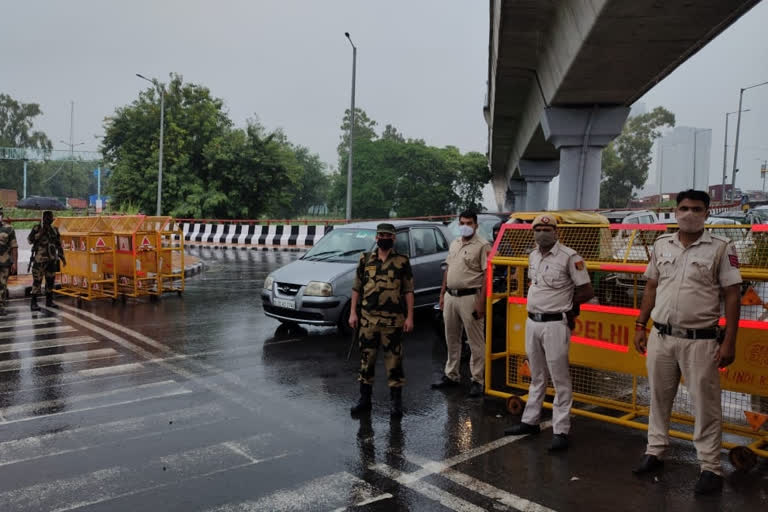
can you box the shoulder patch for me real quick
[574,260,585,271]
[728,254,740,268]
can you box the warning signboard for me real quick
[95,237,106,248]
[140,236,152,248]
[80,239,86,251]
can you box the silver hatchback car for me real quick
[261,220,453,332]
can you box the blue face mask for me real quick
[459,225,475,238]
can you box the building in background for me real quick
[640,126,713,200]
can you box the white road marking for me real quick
[206,472,390,512]
[0,403,231,467]
[371,464,488,512]
[77,362,145,377]
[0,335,97,354]
[0,348,119,372]
[406,453,556,512]
[0,317,60,329]
[0,325,75,339]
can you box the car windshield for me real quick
[302,228,376,262]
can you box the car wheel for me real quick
[338,301,353,336]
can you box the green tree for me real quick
[600,106,675,208]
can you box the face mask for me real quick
[459,225,475,238]
[43,216,53,225]
[377,238,394,250]
[676,211,705,233]
[534,230,556,248]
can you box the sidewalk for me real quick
[5,253,204,299]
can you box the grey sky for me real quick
[2,1,767,193]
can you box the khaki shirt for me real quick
[0,222,18,268]
[352,250,414,327]
[527,242,590,314]
[445,234,491,290]
[644,231,742,329]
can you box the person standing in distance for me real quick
[503,214,594,452]
[349,223,414,417]
[632,190,741,495]
[28,210,66,311]
[0,206,19,316]
[432,211,492,397]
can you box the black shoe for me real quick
[45,293,59,309]
[390,387,403,418]
[549,433,569,452]
[503,422,540,436]
[431,376,459,389]
[350,383,372,415]
[632,454,664,475]
[30,296,41,312]
[468,381,483,398]
[694,470,723,495]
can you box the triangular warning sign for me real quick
[95,237,106,248]
[741,286,763,306]
[744,411,768,432]
[140,236,152,247]
[518,359,532,378]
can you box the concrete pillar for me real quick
[519,159,559,211]
[525,180,550,211]
[541,106,629,210]
[506,179,527,211]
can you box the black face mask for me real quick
[377,238,394,250]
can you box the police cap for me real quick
[532,214,557,228]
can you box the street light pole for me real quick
[721,109,749,201]
[731,80,768,197]
[344,32,357,222]
[136,73,165,216]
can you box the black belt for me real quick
[446,288,479,297]
[528,312,564,322]
[654,323,719,340]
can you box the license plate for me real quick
[273,298,296,310]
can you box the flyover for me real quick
[486,0,762,211]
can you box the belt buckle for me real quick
[533,313,542,322]
[670,326,687,338]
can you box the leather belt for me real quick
[654,323,719,340]
[528,312,564,322]
[446,288,479,297]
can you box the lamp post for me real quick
[344,32,357,222]
[136,73,165,216]
[731,80,768,196]
[722,109,749,201]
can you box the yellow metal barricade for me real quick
[53,217,117,301]
[143,216,185,295]
[486,221,768,471]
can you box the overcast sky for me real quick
[2,0,767,194]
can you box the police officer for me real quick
[0,206,19,316]
[503,214,594,452]
[432,211,491,397]
[349,223,414,417]
[632,189,741,495]
[28,210,66,311]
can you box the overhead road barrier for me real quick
[485,221,768,471]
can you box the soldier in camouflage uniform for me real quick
[0,206,19,316]
[348,223,414,417]
[28,211,66,311]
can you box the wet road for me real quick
[0,247,765,511]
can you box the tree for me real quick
[600,106,675,208]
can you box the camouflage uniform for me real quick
[28,214,64,298]
[0,213,19,309]
[352,246,414,388]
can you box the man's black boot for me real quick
[632,455,664,475]
[694,471,723,495]
[503,422,540,436]
[350,383,373,415]
[390,387,403,418]
[46,292,59,309]
[30,295,41,312]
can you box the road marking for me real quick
[371,464,488,512]
[0,403,231,467]
[0,379,182,420]
[0,347,119,372]
[0,317,60,329]
[0,335,97,354]
[0,325,75,339]
[0,434,295,512]
[206,472,391,512]
[406,453,556,512]
[77,362,144,377]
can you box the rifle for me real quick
[27,246,37,273]
[346,324,359,361]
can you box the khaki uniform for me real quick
[442,233,491,385]
[352,250,414,388]
[643,231,741,475]
[28,223,63,296]
[0,222,18,307]
[522,241,591,435]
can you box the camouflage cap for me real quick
[376,223,396,235]
[532,214,557,228]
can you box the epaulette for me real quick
[710,233,730,244]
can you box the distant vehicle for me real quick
[262,220,452,333]
[601,209,659,226]
[15,196,67,210]
[444,213,507,243]
[746,205,768,224]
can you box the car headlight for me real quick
[304,281,333,297]
[263,275,274,291]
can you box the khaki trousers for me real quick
[521,317,573,435]
[443,293,485,385]
[645,330,723,475]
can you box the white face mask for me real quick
[676,211,706,233]
[459,225,475,238]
